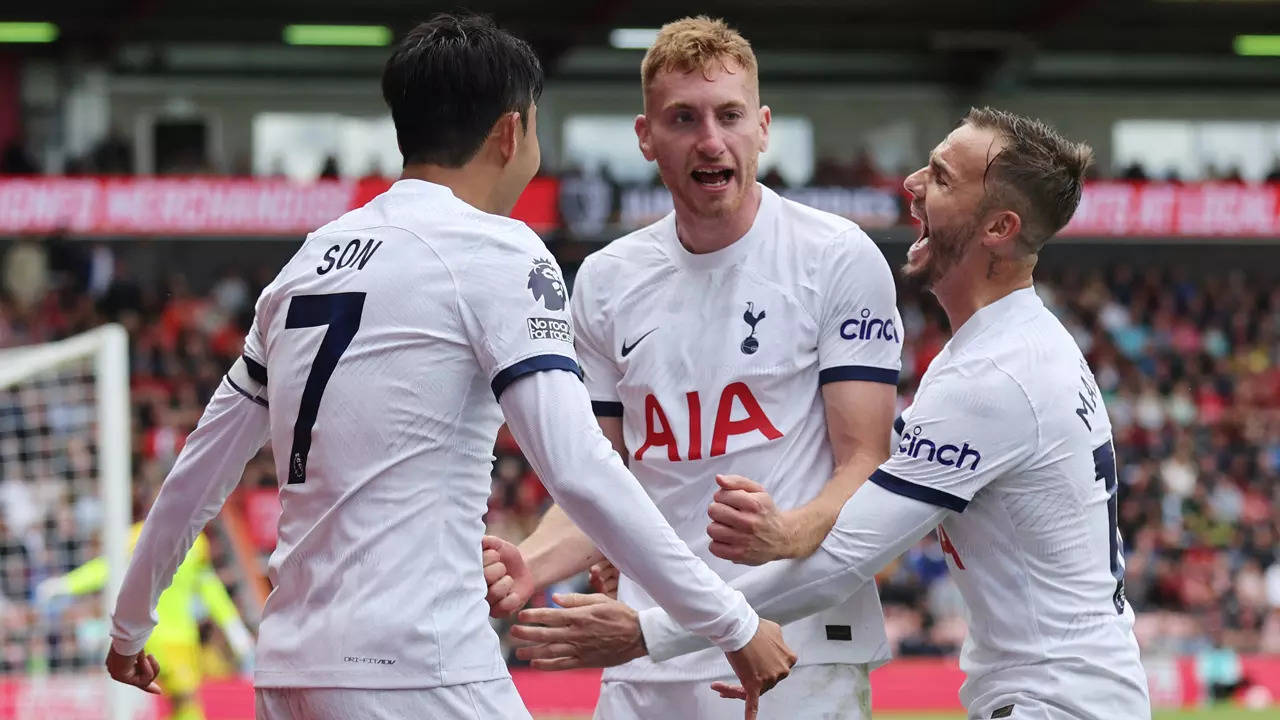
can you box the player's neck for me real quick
[671,184,762,254]
[400,164,505,215]
[933,255,1034,332]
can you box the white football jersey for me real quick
[875,287,1149,717]
[245,180,582,689]
[575,185,900,683]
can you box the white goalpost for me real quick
[0,325,137,720]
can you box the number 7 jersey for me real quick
[238,179,582,689]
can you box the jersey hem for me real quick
[253,666,509,690]
[601,650,892,684]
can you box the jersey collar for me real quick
[385,178,458,198]
[658,184,779,272]
[948,286,1043,353]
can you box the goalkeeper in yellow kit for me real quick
[37,523,253,720]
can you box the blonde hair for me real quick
[641,16,758,97]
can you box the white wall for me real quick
[99,74,1280,179]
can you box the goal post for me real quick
[1,324,135,720]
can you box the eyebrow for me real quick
[663,100,747,114]
[929,152,953,182]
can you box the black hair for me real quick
[382,14,543,168]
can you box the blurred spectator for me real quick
[1266,158,1280,184]
[0,141,38,175]
[319,155,340,179]
[849,147,882,187]
[1121,162,1149,182]
[89,132,134,175]
[759,167,787,189]
[2,236,49,311]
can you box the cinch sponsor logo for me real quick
[897,425,981,471]
[527,317,572,343]
[344,656,397,665]
[840,308,898,342]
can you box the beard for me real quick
[902,216,977,289]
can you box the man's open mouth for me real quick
[691,167,734,188]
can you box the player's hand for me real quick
[511,592,647,670]
[707,474,795,565]
[715,619,797,720]
[105,646,163,695]
[482,535,535,617]
[588,559,619,599]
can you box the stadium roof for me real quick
[9,0,1280,87]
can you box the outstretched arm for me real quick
[515,416,622,590]
[498,369,759,653]
[513,481,945,668]
[643,481,944,660]
[109,359,269,657]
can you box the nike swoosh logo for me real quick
[620,328,658,357]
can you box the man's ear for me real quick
[635,114,656,162]
[495,111,521,165]
[758,105,772,154]
[983,209,1023,255]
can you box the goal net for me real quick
[0,325,146,720]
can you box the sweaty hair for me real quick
[382,14,543,168]
[641,16,758,100]
[964,107,1094,255]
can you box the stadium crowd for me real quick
[1,232,1277,676]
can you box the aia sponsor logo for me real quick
[634,382,782,461]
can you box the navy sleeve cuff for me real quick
[869,469,969,513]
[243,354,268,385]
[491,354,583,400]
[591,400,624,417]
[819,365,899,386]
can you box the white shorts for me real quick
[593,663,871,720]
[254,678,533,720]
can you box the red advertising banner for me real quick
[0,177,1277,238]
[0,176,560,237]
[1063,181,1280,237]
